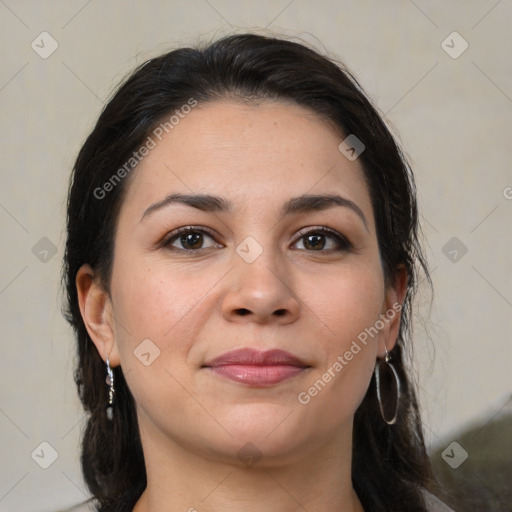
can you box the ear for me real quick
[76,264,121,367]
[377,265,408,358]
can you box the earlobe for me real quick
[378,265,408,357]
[76,264,121,366]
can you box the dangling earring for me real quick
[105,355,114,421]
[374,347,400,425]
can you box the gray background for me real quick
[0,1,510,510]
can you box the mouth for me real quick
[202,348,311,387]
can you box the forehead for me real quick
[120,100,373,222]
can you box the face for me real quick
[80,100,403,467]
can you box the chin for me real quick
[202,403,312,464]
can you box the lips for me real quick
[203,348,310,386]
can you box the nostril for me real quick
[274,309,286,317]
[236,308,251,316]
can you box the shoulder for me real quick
[422,490,455,512]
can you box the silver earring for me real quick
[374,348,400,425]
[106,355,114,421]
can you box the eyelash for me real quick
[293,226,352,252]
[161,226,221,252]
[161,225,353,253]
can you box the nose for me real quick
[221,253,300,325]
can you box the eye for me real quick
[292,227,351,252]
[163,227,222,251]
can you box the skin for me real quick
[77,100,406,511]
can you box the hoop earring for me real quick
[105,355,114,421]
[374,348,400,425]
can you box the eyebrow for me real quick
[141,193,232,220]
[282,194,368,229]
[141,192,368,229]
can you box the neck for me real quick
[132,411,364,512]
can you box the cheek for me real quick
[113,262,195,337]
[108,262,218,417]
[295,262,384,418]
[303,260,385,349]
[109,258,227,367]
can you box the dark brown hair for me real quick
[64,33,437,511]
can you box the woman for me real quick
[63,33,453,511]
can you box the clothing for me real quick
[423,490,456,512]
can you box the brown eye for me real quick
[164,228,220,251]
[178,232,204,250]
[292,228,352,252]
[303,233,326,250]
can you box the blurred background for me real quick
[0,1,510,511]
